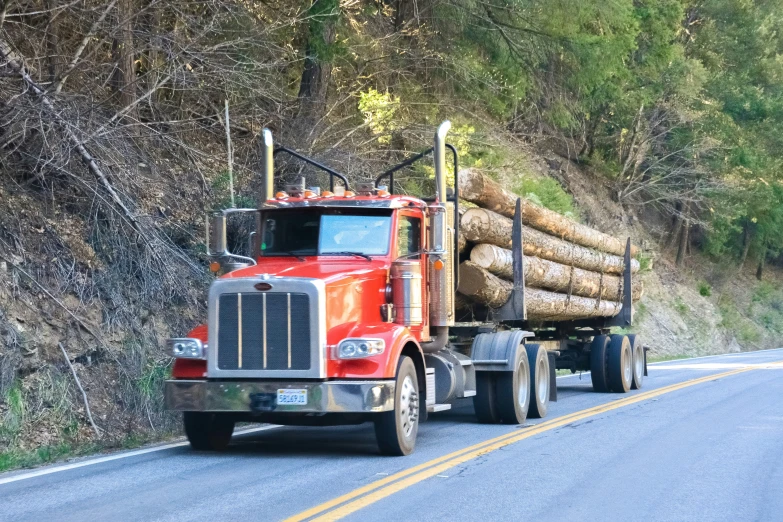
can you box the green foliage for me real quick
[515,177,577,218]
[637,253,653,272]
[358,89,400,143]
[698,282,712,297]
[674,297,688,316]
[719,298,761,344]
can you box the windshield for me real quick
[261,210,392,257]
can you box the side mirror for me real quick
[207,212,228,256]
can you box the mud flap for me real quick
[548,352,558,402]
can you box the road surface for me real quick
[1,349,782,521]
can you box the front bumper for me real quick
[165,379,395,413]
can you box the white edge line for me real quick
[0,425,280,486]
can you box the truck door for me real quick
[395,210,426,334]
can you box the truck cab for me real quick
[166,122,478,456]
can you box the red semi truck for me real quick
[164,122,644,455]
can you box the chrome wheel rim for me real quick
[399,375,418,438]
[517,362,529,409]
[537,357,549,404]
[623,346,632,384]
[634,346,644,382]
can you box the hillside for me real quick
[3,0,783,469]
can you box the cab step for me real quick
[427,403,452,413]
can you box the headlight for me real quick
[167,338,206,360]
[336,338,385,359]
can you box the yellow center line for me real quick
[287,361,782,522]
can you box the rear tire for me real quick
[526,344,549,419]
[375,356,419,456]
[183,412,235,451]
[473,372,501,424]
[495,351,531,424]
[590,335,610,393]
[629,334,644,390]
[608,334,633,393]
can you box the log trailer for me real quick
[164,122,645,456]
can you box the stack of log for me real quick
[456,169,643,321]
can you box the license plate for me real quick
[277,388,308,405]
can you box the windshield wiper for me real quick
[323,251,373,261]
[264,251,307,261]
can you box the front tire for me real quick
[183,412,235,451]
[375,355,419,456]
[526,344,550,419]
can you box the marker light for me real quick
[209,261,221,273]
[433,259,445,270]
[336,338,385,359]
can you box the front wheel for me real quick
[375,355,419,456]
[183,412,235,451]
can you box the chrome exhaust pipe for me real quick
[261,128,274,203]
[429,121,454,327]
[434,121,451,204]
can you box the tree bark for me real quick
[458,169,639,257]
[756,247,766,281]
[46,0,59,83]
[297,0,337,119]
[112,0,137,118]
[460,208,640,275]
[738,221,751,270]
[458,262,623,319]
[676,217,689,267]
[469,243,643,301]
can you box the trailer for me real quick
[164,122,645,455]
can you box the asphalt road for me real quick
[1,349,782,521]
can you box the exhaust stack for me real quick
[261,128,275,203]
[428,121,455,328]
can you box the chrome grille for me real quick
[216,293,311,370]
[207,277,326,379]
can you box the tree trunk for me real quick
[460,208,640,275]
[738,221,751,270]
[676,217,689,267]
[756,247,766,281]
[297,0,337,119]
[46,0,59,83]
[112,0,137,117]
[458,169,639,257]
[470,243,643,301]
[458,262,623,320]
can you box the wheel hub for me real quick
[399,375,418,438]
[537,357,549,404]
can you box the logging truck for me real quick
[164,121,646,456]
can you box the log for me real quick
[459,169,639,257]
[470,243,643,301]
[461,208,640,275]
[457,262,623,320]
